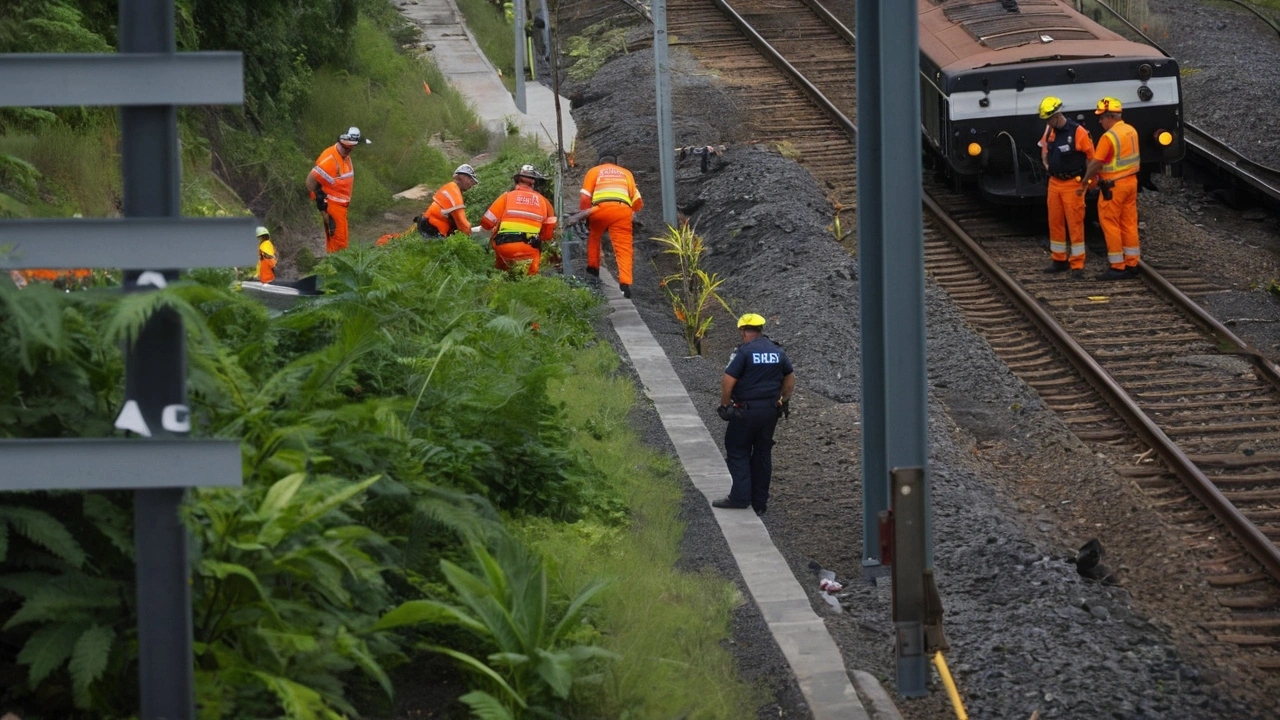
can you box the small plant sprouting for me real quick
[652,222,732,356]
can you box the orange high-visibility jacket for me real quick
[258,238,277,282]
[425,181,471,235]
[311,144,354,204]
[579,163,643,211]
[481,187,557,240]
[1096,121,1141,182]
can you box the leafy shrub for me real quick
[375,533,615,719]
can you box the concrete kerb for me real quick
[598,269,897,720]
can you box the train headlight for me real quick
[1155,130,1174,146]
[967,143,982,157]
[1138,85,1153,102]
[1138,63,1152,81]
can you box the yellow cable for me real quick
[933,651,968,720]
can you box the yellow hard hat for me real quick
[258,239,276,258]
[737,313,767,329]
[1095,97,1122,115]
[1038,96,1063,119]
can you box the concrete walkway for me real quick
[398,0,576,149]
[599,270,888,720]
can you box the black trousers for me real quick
[724,403,779,512]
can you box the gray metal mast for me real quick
[653,0,678,227]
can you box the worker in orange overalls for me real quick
[1037,96,1094,280]
[417,164,480,238]
[579,151,643,298]
[1079,97,1141,281]
[256,226,277,283]
[306,127,368,253]
[479,164,557,275]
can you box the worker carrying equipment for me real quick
[306,126,368,254]
[1037,95,1094,276]
[418,164,481,238]
[1081,97,1141,279]
[580,151,644,298]
[479,164,558,275]
[256,226,277,283]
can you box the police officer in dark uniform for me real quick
[713,313,795,516]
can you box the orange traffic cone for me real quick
[422,81,432,95]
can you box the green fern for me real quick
[0,504,85,567]
[16,619,89,685]
[69,623,115,708]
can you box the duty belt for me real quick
[1051,172,1082,181]
[593,199,630,206]
[493,232,542,250]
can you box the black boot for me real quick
[1043,260,1069,274]
[586,266,599,277]
[1095,267,1135,281]
[619,283,631,298]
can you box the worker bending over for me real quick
[418,164,480,238]
[480,164,557,275]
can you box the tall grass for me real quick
[1081,0,1170,42]
[520,344,764,718]
[0,125,120,217]
[456,0,517,86]
[298,18,489,221]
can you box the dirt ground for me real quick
[557,0,1280,718]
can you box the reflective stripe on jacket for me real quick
[579,163,643,210]
[426,181,470,235]
[311,144,354,204]
[481,187,558,240]
[1098,121,1140,182]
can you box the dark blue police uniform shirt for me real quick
[725,336,793,402]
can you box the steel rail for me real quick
[712,0,1280,581]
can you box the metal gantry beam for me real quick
[0,218,258,269]
[0,52,243,107]
[0,440,242,490]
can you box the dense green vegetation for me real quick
[0,0,486,237]
[2,1,765,717]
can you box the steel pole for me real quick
[653,0,678,227]
[514,0,527,113]
[857,0,888,578]
[120,1,195,717]
[879,0,930,697]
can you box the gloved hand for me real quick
[777,398,790,420]
[716,404,734,422]
[314,190,328,212]
[415,215,432,234]
[325,214,336,235]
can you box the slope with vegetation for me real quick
[1,1,763,717]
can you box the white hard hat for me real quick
[255,226,271,237]
[339,127,370,146]
[454,164,479,183]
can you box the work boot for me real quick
[1125,265,1140,277]
[585,266,599,277]
[1070,269,1086,281]
[754,506,767,517]
[1043,260,1069,274]
[619,283,631,299]
[1095,267,1135,281]
[711,497,751,509]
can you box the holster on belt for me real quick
[1098,179,1114,201]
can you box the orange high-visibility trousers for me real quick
[586,202,635,285]
[324,202,349,254]
[1047,177,1087,270]
[1097,176,1139,271]
[493,241,540,275]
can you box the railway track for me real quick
[668,0,1280,672]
